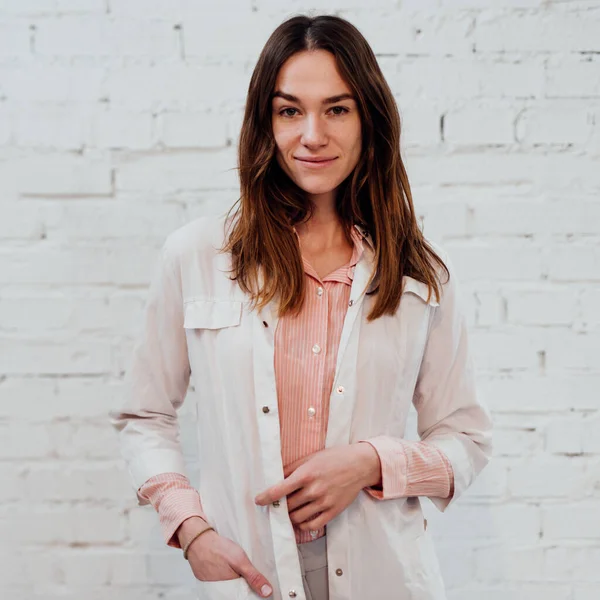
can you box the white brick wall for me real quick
[0,1,598,598]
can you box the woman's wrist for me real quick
[355,441,383,488]
[176,515,210,547]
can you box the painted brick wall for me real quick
[1,1,598,599]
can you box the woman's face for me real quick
[271,49,362,204]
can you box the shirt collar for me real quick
[291,223,373,283]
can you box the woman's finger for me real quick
[300,508,336,532]
[289,503,321,525]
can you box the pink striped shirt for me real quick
[139,225,454,548]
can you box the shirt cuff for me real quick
[358,437,408,499]
[358,436,454,501]
[158,488,208,548]
[137,473,209,548]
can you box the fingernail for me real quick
[261,584,272,597]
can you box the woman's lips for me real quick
[295,157,338,168]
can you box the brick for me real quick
[476,11,600,53]
[445,106,515,145]
[160,111,228,149]
[543,504,600,540]
[13,104,91,150]
[0,422,53,459]
[42,200,186,240]
[545,330,600,371]
[435,504,541,542]
[89,109,154,150]
[443,242,543,281]
[115,150,239,193]
[342,10,475,57]
[0,203,45,239]
[0,337,112,375]
[102,64,246,110]
[23,464,130,503]
[0,0,106,16]
[545,546,600,582]
[492,429,541,457]
[547,245,600,282]
[479,57,545,99]
[475,544,544,581]
[516,107,592,146]
[2,65,106,103]
[505,289,578,326]
[0,377,125,419]
[0,21,30,58]
[546,56,600,98]
[35,17,178,59]
[477,373,600,412]
[508,457,586,498]
[12,153,112,196]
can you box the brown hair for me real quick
[220,14,449,321]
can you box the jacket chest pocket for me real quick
[182,298,250,394]
[183,298,243,330]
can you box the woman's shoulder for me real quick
[161,212,231,263]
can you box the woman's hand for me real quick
[254,442,381,532]
[178,517,273,597]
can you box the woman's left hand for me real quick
[254,443,382,532]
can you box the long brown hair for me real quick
[220,14,449,321]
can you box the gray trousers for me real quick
[296,535,329,600]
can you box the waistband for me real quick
[296,534,327,572]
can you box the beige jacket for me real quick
[110,214,493,600]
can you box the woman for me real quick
[110,14,492,600]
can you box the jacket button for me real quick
[288,591,297,598]
[262,406,270,413]
[336,568,343,576]
[272,500,280,507]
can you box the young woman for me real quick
[111,14,492,600]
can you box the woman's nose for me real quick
[300,115,327,146]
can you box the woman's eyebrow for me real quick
[272,91,356,104]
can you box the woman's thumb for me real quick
[238,558,273,598]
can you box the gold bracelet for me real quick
[182,525,215,560]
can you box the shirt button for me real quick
[316,286,323,296]
[336,386,344,394]
[262,406,270,413]
[348,299,354,306]
[312,344,321,354]
[289,591,297,598]
[272,500,280,507]
[307,407,316,417]
[336,568,343,576]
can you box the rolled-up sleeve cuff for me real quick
[159,488,209,548]
[358,436,408,500]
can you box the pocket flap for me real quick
[183,299,242,329]
[402,276,439,306]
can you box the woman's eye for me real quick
[278,106,349,118]
[330,106,349,116]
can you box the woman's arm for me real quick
[110,238,192,505]
[361,248,491,510]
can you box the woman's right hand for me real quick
[179,517,274,598]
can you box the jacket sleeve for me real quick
[410,248,493,512]
[358,438,454,500]
[109,239,191,506]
